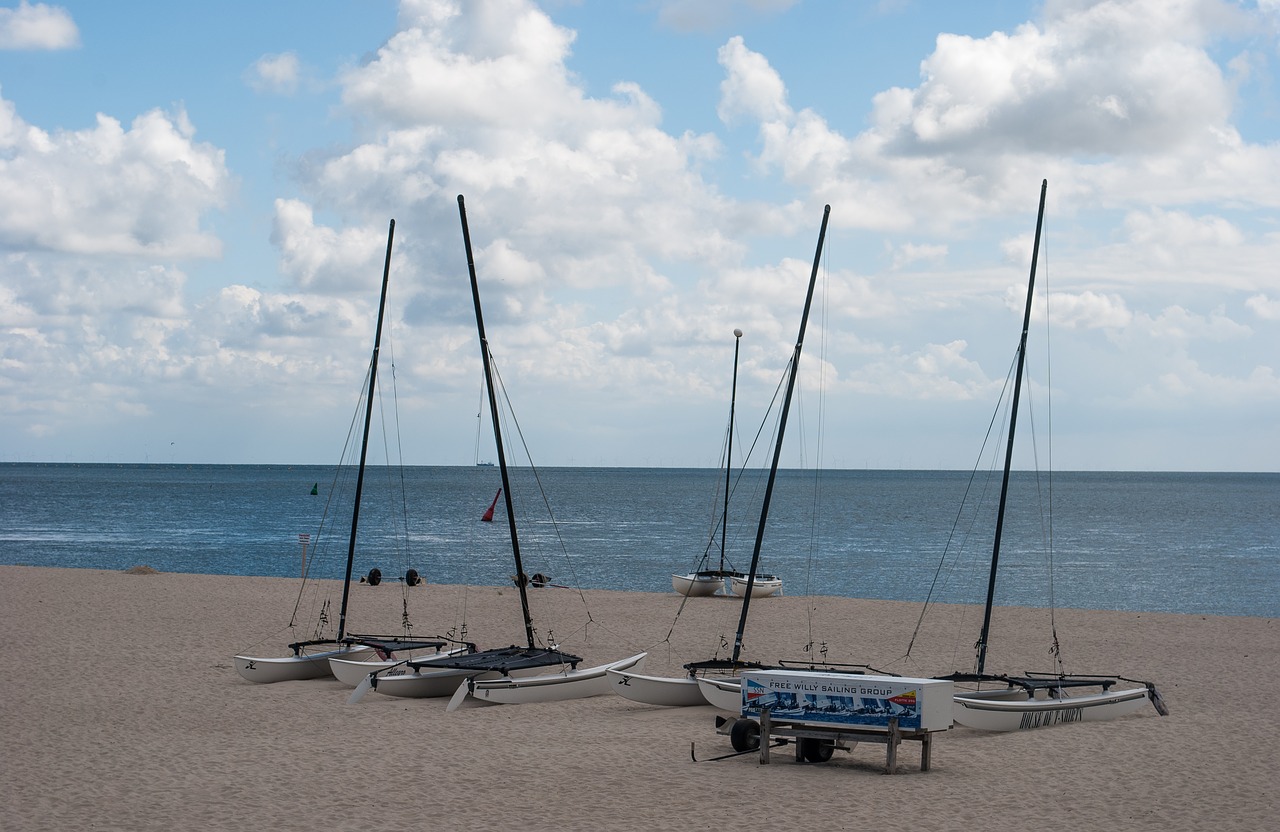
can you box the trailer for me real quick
[709,670,953,773]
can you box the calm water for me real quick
[0,464,1275,617]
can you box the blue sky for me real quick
[1,0,1278,471]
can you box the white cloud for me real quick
[1,0,1276,470]
[0,254,191,437]
[0,1,78,50]
[883,0,1243,156]
[1044,290,1133,330]
[724,0,1280,236]
[0,94,229,257]
[1246,293,1280,320]
[321,0,743,304]
[1123,207,1244,250]
[847,339,999,402]
[246,52,302,95]
[717,36,791,126]
[270,199,395,293]
[344,0,582,130]
[1139,304,1253,343]
[891,242,948,269]
[1131,359,1279,408]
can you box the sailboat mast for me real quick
[720,329,743,573]
[730,205,830,664]
[457,195,538,650]
[337,218,396,642]
[975,179,1048,676]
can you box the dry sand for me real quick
[1,564,1276,831]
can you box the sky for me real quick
[1,0,1278,472]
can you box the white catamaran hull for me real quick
[607,668,708,706]
[328,646,471,688]
[952,687,1151,732]
[234,644,376,684]
[465,653,649,706]
[368,665,493,699]
[672,573,723,597]
[729,575,782,598]
[695,675,742,712]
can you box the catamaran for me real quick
[926,181,1167,731]
[234,220,450,683]
[612,205,831,708]
[353,196,646,707]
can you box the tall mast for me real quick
[337,218,396,641]
[457,195,537,649]
[975,179,1048,675]
[731,205,830,664]
[720,328,743,573]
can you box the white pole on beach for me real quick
[298,533,310,579]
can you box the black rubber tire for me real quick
[404,568,420,586]
[366,567,382,586]
[729,719,761,752]
[799,737,834,763]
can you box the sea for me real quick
[1,463,1276,618]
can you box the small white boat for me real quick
[361,663,488,699]
[329,645,471,688]
[953,686,1152,732]
[672,572,724,596]
[729,574,782,598]
[607,668,708,706]
[695,675,742,712]
[458,652,649,709]
[234,643,375,684]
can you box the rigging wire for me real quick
[903,350,1016,665]
[1040,231,1064,673]
[484,352,636,651]
[288,363,369,634]
[376,323,417,636]
[802,228,831,657]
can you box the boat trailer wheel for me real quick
[729,719,761,752]
[366,567,382,586]
[799,737,834,763]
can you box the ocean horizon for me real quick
[2,462,1276,618]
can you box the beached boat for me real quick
[354,200,604,703]
[694,675,743,712]
[362,648,558,699]
[672,329,766,598]
[927,181,1165,731]
[459,652,648,708]
[608,667,707,706]
[671,571,726,597]
[235,220,446,684]
[611,206,830,708]
[234,643,376,684]
[329,645,471,687]
[363,196,644,708]
[953,687,1152,732]
[729,573,782,598]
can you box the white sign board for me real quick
[741,670,953,733]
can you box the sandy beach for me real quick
[2,564,1276,831]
